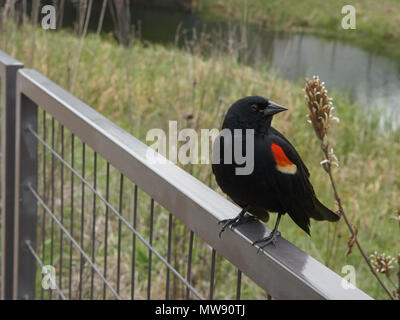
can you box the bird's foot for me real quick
[252,230,281,252]
[218,214,257,238]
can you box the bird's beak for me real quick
[264,101,288,117]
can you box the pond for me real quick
[62,4,400,127]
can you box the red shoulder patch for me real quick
[271,142,294,166]
[271,142,297,174]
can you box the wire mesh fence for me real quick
[22,109,271,299]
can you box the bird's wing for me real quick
[265,134,317,234]
[269,127,310,177]
[267,134,315,200]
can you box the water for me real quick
[60,4,400,126]
[265,32,400,117]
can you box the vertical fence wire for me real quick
[116,174,124,294]
[90,151,97,300]
[68,133,75,300]
[49,117,55,300]
[59,125,64,298]
[186,231,194,300]
[166,213,173,300]
[78,142,86,299]
[209,248,216,300]
[147,198,154,300]
[131,185,137,300]
[103,162,110,300]
[236,269,242,300]
[40,111,46,300]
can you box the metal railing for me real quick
[0,50,23,300]
[1,50,372,300]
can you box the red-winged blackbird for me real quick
[212,96,340,249]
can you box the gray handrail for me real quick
[11,68,372,300]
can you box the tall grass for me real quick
[1,18,399,299]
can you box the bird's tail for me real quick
[310,198,340,222]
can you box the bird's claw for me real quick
[253,231,281,253]
[218,214,257,238]
[218,218,236,238]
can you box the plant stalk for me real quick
[322,147,395,300]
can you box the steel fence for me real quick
[1,50,372,300]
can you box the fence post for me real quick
[0,51,23,300]
[13,82,38,300]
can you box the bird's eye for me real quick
[251,104,258,112]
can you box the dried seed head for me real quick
[369,251,396,276]
[304,76,337,142]
[346,225,358,258]
[305,76,340,167]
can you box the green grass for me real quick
[1,21,399,299]
[193,0,400,61]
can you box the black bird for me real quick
[212,96,340,249]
